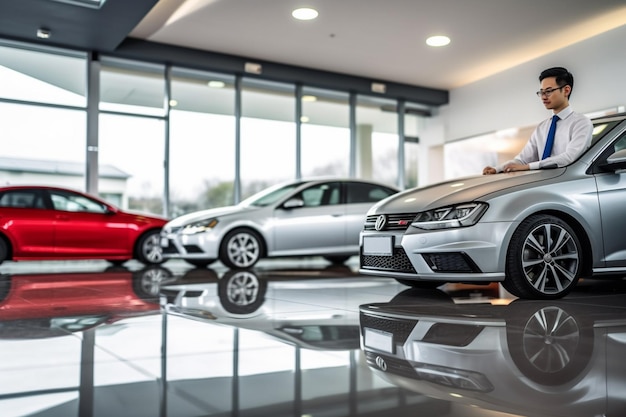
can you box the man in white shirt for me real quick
[483,67,593,175]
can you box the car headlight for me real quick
[411,203,488,230]
[181,218,219,235]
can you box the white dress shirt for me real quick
[496,106,593,172]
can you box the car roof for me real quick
[292,177,399,189]
[591,111,626,124]
[0,185,85,194]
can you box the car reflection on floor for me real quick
[359,286,626,417]
[162,265,391,351]
[0,265,173,338]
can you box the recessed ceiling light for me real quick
[169,99,178,107]
[426,35,451,47]
[300,116,310,123]
[302,95,317,102]
[292,8,319,20]
[207,80,226,88]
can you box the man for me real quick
[483,67,593,175]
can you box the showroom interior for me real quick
[1,1,626,416]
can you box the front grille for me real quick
[364,213,417,231]
[361,247,416,273]
[360,313,417,345]
[364,351,418,379]
[422,252,481,273]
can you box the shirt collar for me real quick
[554,106,572,120]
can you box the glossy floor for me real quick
[1,258,625,417]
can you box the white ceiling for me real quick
[130,0,626,90]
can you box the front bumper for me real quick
[359,221,513,282]
[160,229,220,260]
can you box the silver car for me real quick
[360,113,626,299]
[161,179,399,268]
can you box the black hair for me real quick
[539,67,574,98]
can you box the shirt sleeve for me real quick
[495,125,543,172]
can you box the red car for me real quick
[0,186,167,265]
[0,266,169,338]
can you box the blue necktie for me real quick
[542,115,559,160]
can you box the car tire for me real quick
[0,238,8,265]
[218,269,267,315]
[506,302,592,386]
[219,228,264,269]
[324,255,351,264]
[184,259,216,268]
[504,214,582,299]
[135,230,165,265]
[0,275,10,302]
[132,266,173,301]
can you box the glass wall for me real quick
[99,58,165,116]
[0,43,87,188]
[355,96,399,187]
[98,58,166,214]
[0,42,86,107]
[240,78,296,199]
[0,39,434,219]
[99,114,165,213]
[0,103,86,188]
[403,110,423,189]
[300,87,351,178]
[169,68,236,216]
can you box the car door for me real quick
[48,189,131,257]
[0,189,55,257]
[271,182,347,254]
[594,131,626,268]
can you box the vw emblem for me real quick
[375,215,387,231]
[375,356,387,371]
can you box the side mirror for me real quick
[600,149,626,171]
[283,198,304,209]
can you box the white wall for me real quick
[420,24,626,184]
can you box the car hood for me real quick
[166,205,259,226]
[369,169,565,214]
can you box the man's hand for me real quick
[503,163,529,172]
[482,166,497,175]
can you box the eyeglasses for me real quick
[536,85,566,97]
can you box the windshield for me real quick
[241,182,305,207]
[590,120,621,146]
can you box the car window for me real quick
[590,120,621,146]
[613,133,626,153]
[346,183,396,203]
[297,183,341,207]
[244,183,304,207]
[0,190,46,209]
[49,190,108,213]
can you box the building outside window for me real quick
[169,68,236,216]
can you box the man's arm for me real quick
[491,127,542,172]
